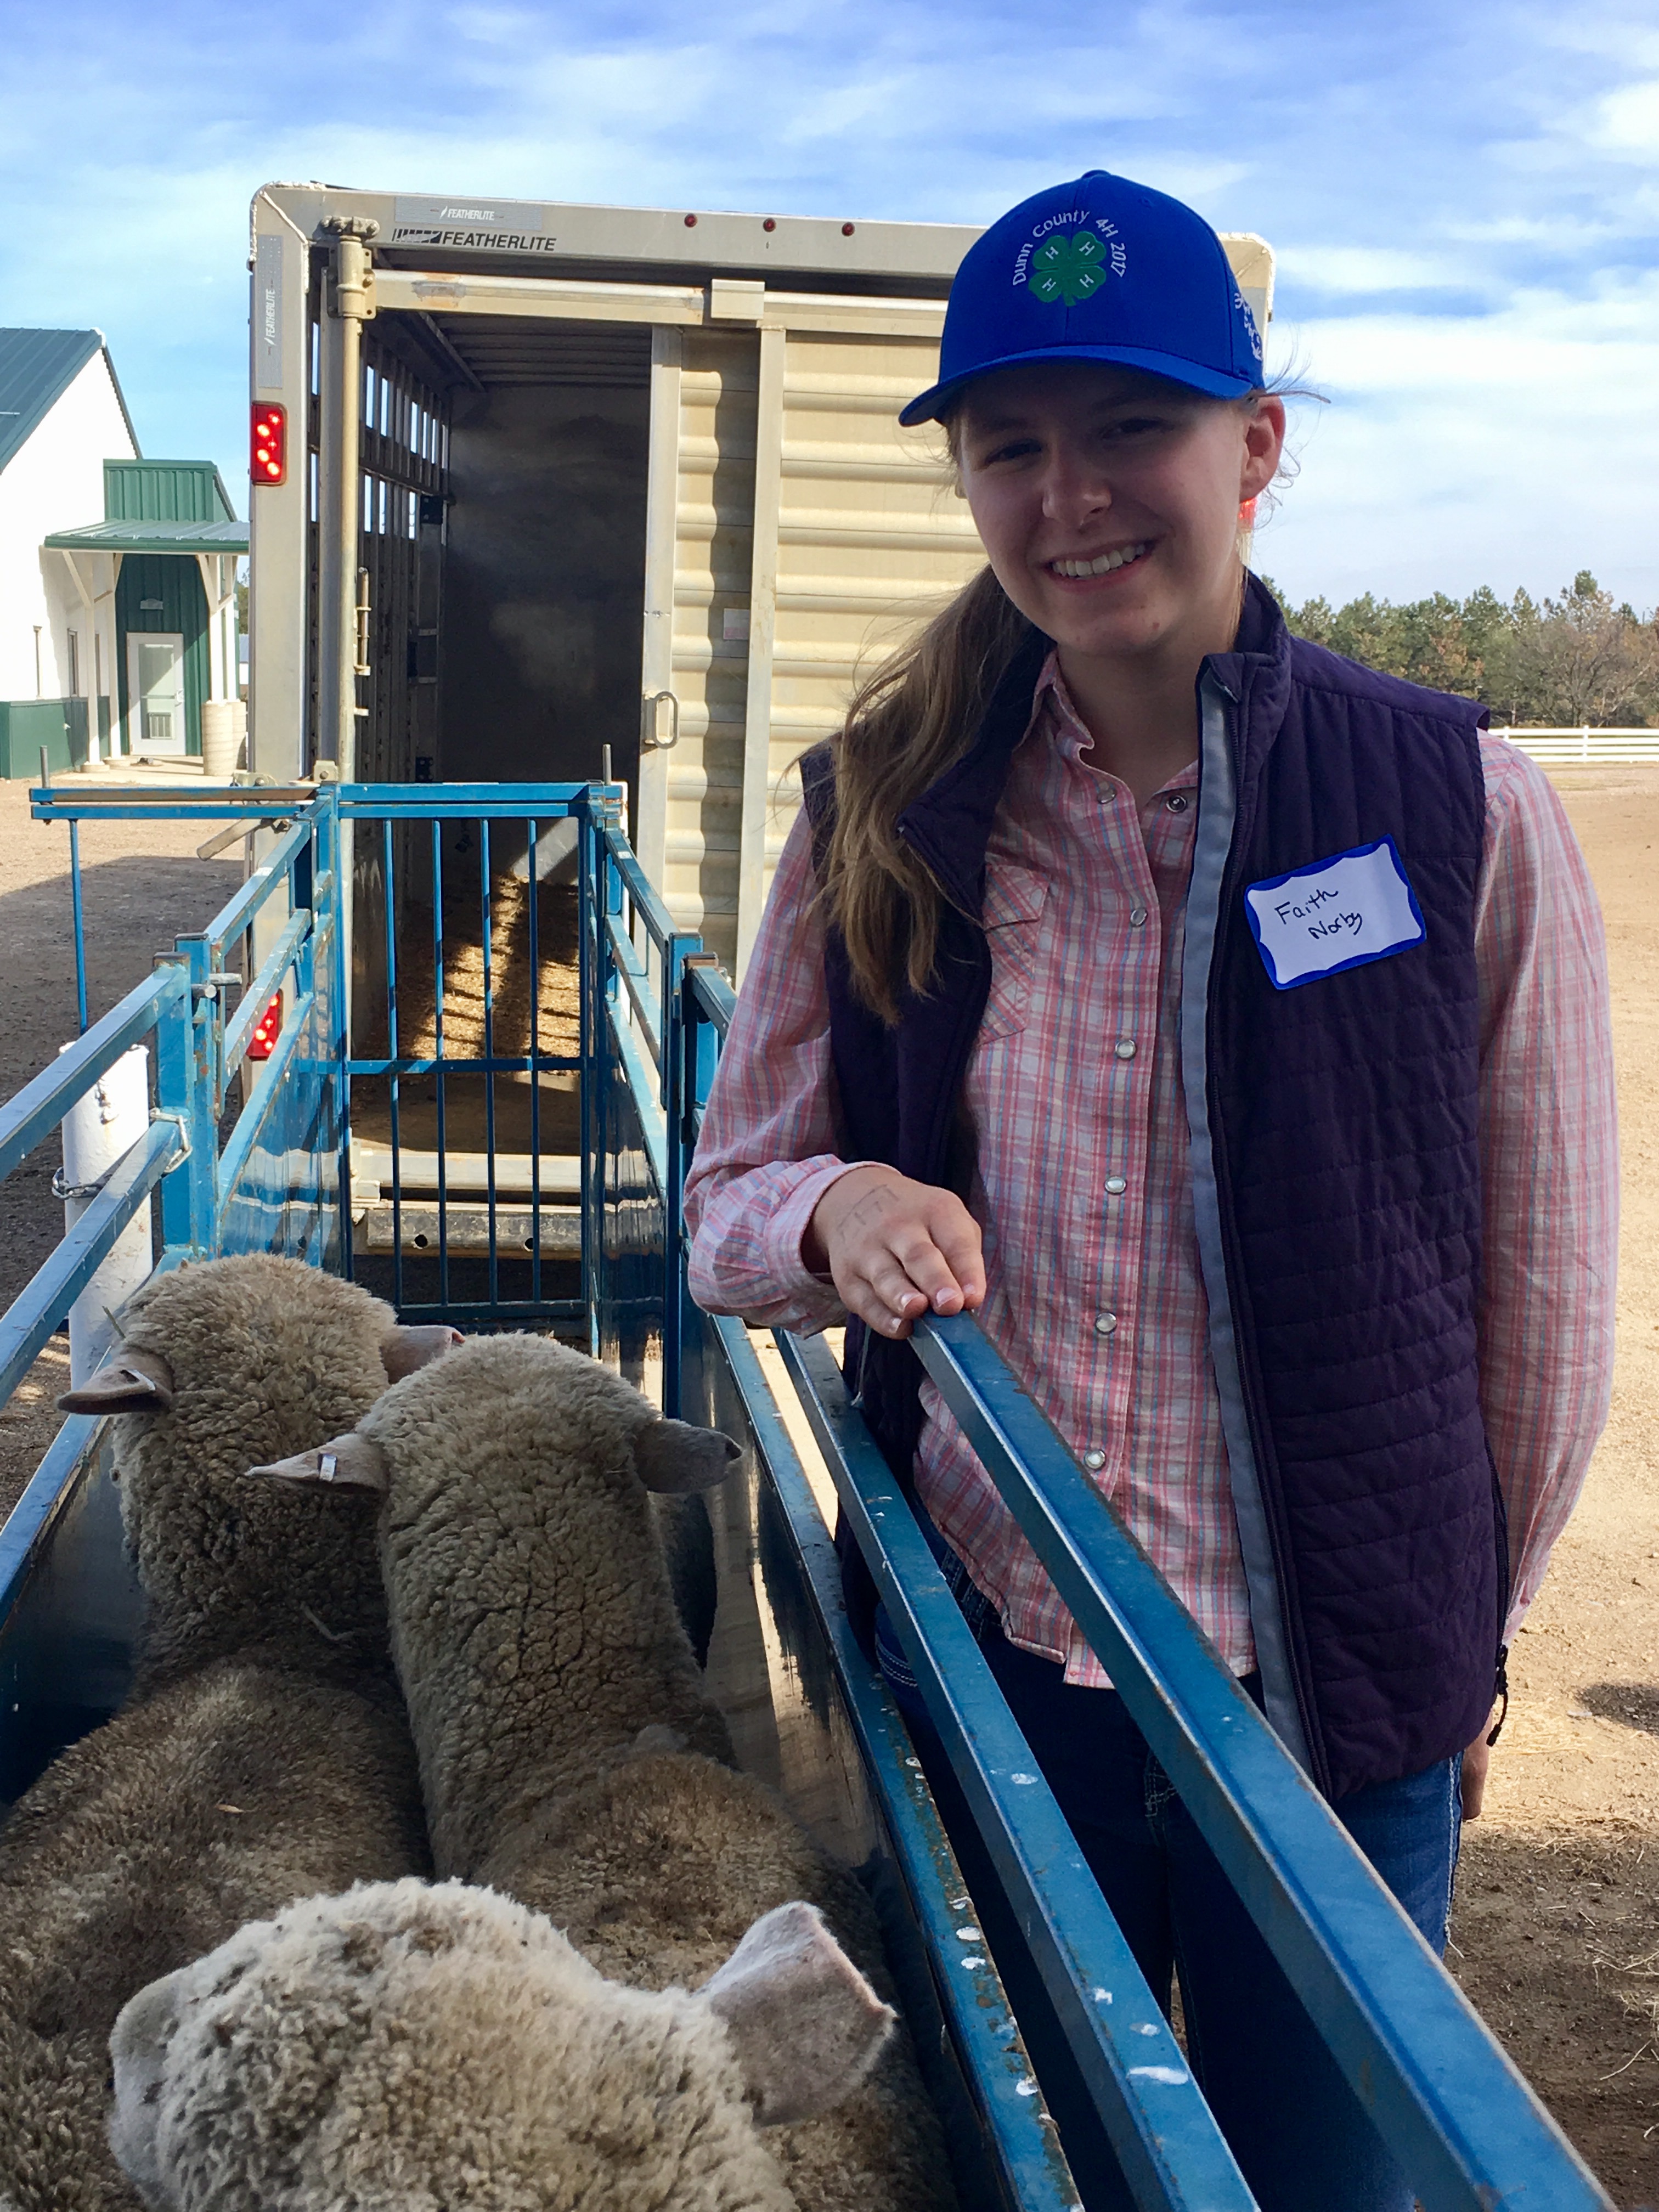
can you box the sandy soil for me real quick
[1446,765,1659,2206]
[0,764,1654,2198]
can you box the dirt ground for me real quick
[0,764,1655,2198]
[1446,765,1659,2206]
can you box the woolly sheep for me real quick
[237,1333,958,2211]
[110,1876,901,2212]
[0,1256,453,2212]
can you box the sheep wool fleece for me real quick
[357,1335,957,2212]
[113,1255,404,1684]
[111,1879,803,2212]
[0,1257,431,2212]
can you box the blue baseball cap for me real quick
[900,170,1265,427]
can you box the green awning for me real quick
[44,517,248,554]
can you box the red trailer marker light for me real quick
[251,404,286,486]
[246,991,283,1060]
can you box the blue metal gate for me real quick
[0,777,1617,2212]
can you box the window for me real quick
[67,630,81,697]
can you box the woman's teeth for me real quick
[1049,544,1149,579]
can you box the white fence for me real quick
[1493,726,1659,764]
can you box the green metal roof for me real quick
[0,329,138,476]
[104,458,237,524]
[44,517,249,554]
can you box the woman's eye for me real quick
[981,438,1041,465]
[1105,415,1167,439]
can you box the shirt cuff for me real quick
[756,1158,877,1332]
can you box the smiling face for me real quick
[954,360,1285,674]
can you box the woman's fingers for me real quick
[809,1168,985,1334]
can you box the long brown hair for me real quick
[820,563,1032,1023]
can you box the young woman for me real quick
[685,170,1616,2212]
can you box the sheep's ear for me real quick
[700,1901,894,2126]
[632,1419,742,1496]
[380,1323,464,1383]
[246,1430,389,1496]
[108,1967,187,2202]
[57,1347,174,1417]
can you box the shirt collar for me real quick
[1029,649,1200,795]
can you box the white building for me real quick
[1,329,245,777]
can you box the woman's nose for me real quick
[1040,454,1112,526]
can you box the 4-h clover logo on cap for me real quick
[1029,229,1110,307]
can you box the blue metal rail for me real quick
[0,777,1616,2212]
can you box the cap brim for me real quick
[898,343,1257,427]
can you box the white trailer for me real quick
[249,185,1273,974]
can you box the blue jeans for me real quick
[878,1607,1461,2212]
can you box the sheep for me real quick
[109,1876,902,2212]
[60,1253,462,1688]
[240,1331,958,2212]
[0,1256,454,2212]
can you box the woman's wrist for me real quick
[801,1164,901,1277]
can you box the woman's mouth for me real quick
[1046,543,1150,581]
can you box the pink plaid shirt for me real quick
[685,659,1618,1686]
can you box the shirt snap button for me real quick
[1104,1176,1127,1194]
[1094,1312,1118,1335]
[1129,907,1149,927]
[1114,1039,1136,1060]
[1083,1448,1107,1471]
[1165,793,1189,812]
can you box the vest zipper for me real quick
[1178,669,1319,1782]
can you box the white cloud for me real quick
[1592,75,1659,158]
[1260,274,1659,606]
[1278,246,1476,296]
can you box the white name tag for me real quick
[1243,836,1426,990]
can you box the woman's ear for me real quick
[1240,394,1286,503]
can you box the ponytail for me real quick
[821,566,1034,1023]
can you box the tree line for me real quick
[1263,571,1659,727]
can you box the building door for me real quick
[126,633,187,755]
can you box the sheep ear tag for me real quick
[700,1901,895,2126]
[57,1349,176,1417]
[246,1432,390,1496]
[631,1419,743,1496]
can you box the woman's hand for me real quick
[805,1167,986,1339]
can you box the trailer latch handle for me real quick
[641,690,680,751]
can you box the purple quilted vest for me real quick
[798,577,1506,1798]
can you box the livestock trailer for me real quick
[246,185,1274,976]
[0,775,1617,2212]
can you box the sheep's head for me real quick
[50,1254,462,1675]
[109,1881,893,2212]
[250,1412,738,1499]
[59,1296,460,1431]
[246,1333,742,1502]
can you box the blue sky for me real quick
[4,0,1658,607]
